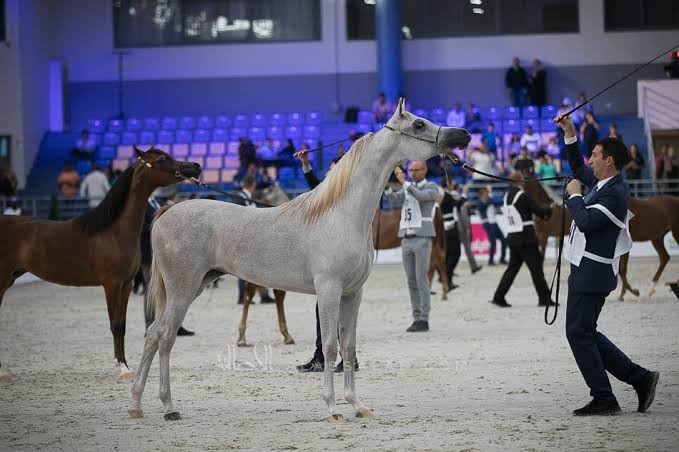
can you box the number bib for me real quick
[400,193,423,230]
[501,190,527,234]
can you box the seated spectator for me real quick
[570,93,592,128]
[624,143,644,180]
[545,135,560,158]
[465,103,483,133]
[80,163,111,208]
[481,122,499,159]
[372,93,392,123]
[536,152,559,179]
[258,138,277,168]
[72,129,97,162]
[278,139,296,160]
[520,125,542,155]
[468,146,495,181]
[512,147,535,176]
[507,132,522,158]
[2,196,21,215]
[608,122,622,141]
[57,162,80,196]
[446,103,466,128]
[0,161,18,197]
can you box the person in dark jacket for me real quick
[491,171,554,307]
[505,57,528,107]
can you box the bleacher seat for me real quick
[97,146,116,160]
[103,132,120,146]
[208,142,226,156]
[157,130,175,144]
[413,109,429,119]
[249,127,266,142]
[285,126,301,140]
[227,141,239,155]
[304,125,320,139]
[188,156,204,168]
[269,113,286,126]
[502,119,521,134]
[205,156,223,169]
[91,133,102,146]
[190,143,207,157]
[523,105,539,119]
[117,146,134,159]
[197,115,214,129]
[88,119,105,134]
[540,118,557,132]
[429,108,446,124]
[139,131,155,145]
[358,111,373,124]
[540,105,556,119]
[201,169,220,184]
[112,158,129,171]
[230,128,246,141]
[172,144,189,158]
[108,119,124,133]
[192,129,210,143]
[125,118,142,132]
[357,124,372,134]
[143,117,160,131]
[212,128,228,142]
[175,129,192,144]
[288,112,304,126]
[267,126,283,141]
[251,114,267,128]
[155,144,171,153]
[121,131,137,145]
[482,106,502,121]
[521,119,539,132]
[215,115,231,129]
[503,106,520,120]
[305,112,322,125]
[221,169,237,183]
[277,167,295,180]
[179,116,196,130]
[161,117,178,130]
[224,155,240,169]
[233,114,249,129]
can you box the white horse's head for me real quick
[383,98,471,163]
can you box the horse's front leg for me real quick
[103,278,135,380]
[339,288,372,419]
[316,278,343,423]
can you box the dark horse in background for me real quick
[0,147,200,382]
[526,180,679,300]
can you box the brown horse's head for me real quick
[133,146,201,186]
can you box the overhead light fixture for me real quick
[470,0,482,4]
[364,0,376,5]
[472,8,484,14]
[401,26,413,39]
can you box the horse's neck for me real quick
[119,172,155,236]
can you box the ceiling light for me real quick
[472,8,484,14]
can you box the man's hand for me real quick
[554,114,577,139]
[394,166,406,185]
[293,149,309,165]
[566,179,583,196]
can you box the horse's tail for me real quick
[144,205,172,329]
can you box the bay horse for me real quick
[128,99,471,421]
[0,147,200,382]
[526,180,679,300]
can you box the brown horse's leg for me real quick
[104,279,135,380]
[274,289,295,344]
[618,253,630,301]
[0,269,17,382]
[649,236,670,296]
[237,282,257,347]
[538,233,548,258]
[436,251,448,300]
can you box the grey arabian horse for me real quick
[128,99,471,422]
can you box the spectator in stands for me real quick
[258,137,277,170]
[468,146,495,181]
[555,97,573,150]
[624,144,645,181]
[536,152,559,179]
[72,129,97,162]
[545,136,560,158]
[528,59,547,106]
[2,197,21,215]
[656,144,679,194]
[570,93,592,128]
[665,50,679,78]
[57,161,80,196]
[278,138,296,160]
[372,93,392,123]
[446,103,466,128]
[508,132,522,157]
[579,111,600,159]
[465,103,483,133]
[0,161,18,197]
[80,163,111,208]
[512,147,535,176]
[481,122,499,159]
[520,125,542,155]
[505,57,528,107]
[236,137,257,182]
[608,123,623,141]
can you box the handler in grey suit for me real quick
[385,160,439,332]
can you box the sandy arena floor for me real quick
[1,257,678,451]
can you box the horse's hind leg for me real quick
[0,269,18,383]
[649,236,670,297]
[129,322,160,418]
[339,288,372,419]
[618,253,630,301]
[274,290,295,345]
[103,278,135,380]
[237,282,257,347]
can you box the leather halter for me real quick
[383,123,443,148]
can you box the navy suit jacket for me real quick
[565,142,629,294]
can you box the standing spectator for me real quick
[512,147,535,176]
[481,122,499,159]
[446,103,466,128]
[656,144,679,194]
[0,161,18,197]
[528,59,547,106]
[624,144,645,181]
[571,93,593,129]
[477,186,507,266]
[580,112,600,159]
[465,103,483,133]
[71,129,97,162]
[520,125,542,154]
[80,163,111,208]
[57,162,80,196]
[236,137,257,182]
[258,138,276,163]
[505,57,528,107]
[372,93,392,124]
[608,123,622,140]
[556,97,573,150]
[385,161,439,332]
[468,146,495,181]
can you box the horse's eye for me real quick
[414,121,425,130]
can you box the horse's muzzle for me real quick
[179,162,202,179]
[440,128,472,152]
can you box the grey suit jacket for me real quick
[385,179,440,238]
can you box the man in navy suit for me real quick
[556,115,659,416]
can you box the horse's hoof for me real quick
[128,409,144,419]
[631,289,640,297]
[118,369,135,381]
[0,371,15,384]
[237,339,247,347]
[164,411,181,421]
[648,289,656,297]
[325,414,345,424]
[355,409,373,418]
[284,336,295,345]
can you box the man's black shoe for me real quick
[573,399,621,416]
[499,260,508,265]
[490,299,511,308]
[406,321,429,332]
[296,357,324,373]
[471,266,483,274]
[488,261,496,266]
[260,294,275,304]
[634,371,659,413]
[177,326,195,336]
[334,359,360,373]
[447,284,459,292]
[538,299,556,307]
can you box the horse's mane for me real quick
[75,166,136,235]
[281,133,374,223]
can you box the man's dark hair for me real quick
[596,137,629,170]
[242,175,256,187]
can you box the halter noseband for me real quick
[137,155,184,178]
[383,123,443,148]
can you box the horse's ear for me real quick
[397,97,404,116]
[133,146,144,158]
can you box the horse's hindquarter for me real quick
[629,198,671,241]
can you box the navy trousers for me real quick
[565,287,647,400]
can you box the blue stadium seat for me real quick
[502,119,520,134]
[521,119,540,132]
[193,129,210,143]
[125,118,142,132]
[540,118,557,132]
[139,131,155,145]
[523,105,539,119]
[215,115,231,129]
[482,106,502,121]
[197,115,214,129]
[91,134,102,146]
[230,128,246,141]
[233,114,249,129]
[157,130,175,144]
[357,123,372,134]
[212,128,229,142]
[358,111,373,124]
[251,114,267,128]
[287,112,304,126]
[413,109,429,119]
[304,125,320,139]
[269,113,286,126]
[540,105,556,119]
[285,126,301,139]
[503,106,520,120]
[429,108,446,124]
[108,119,124,133]
[305,112,322,125]
[103,132,120,146]
[76,160,92,175]
[179,116,196,130]
[88,119,106,134]
[143,117,160,131]
[175,129,192,144]
[121,131,137,145]
[278,167,295,180]
[161,117,178,130]
[248,127,266,142]
[267,126,283,141]
[97,146,116,160]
